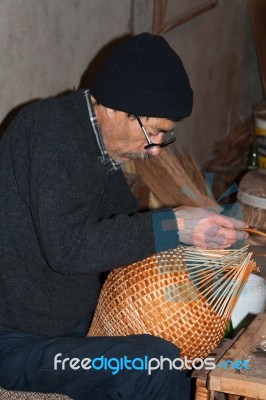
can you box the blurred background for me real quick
[0,0,265,215]
[0,0,263,160]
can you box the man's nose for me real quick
[148,133,164,156]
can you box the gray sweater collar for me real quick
[84,89,120,171]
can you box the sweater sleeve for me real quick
[27,102,179,274]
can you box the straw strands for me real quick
[88,246,256,360]
[135,147,217,208]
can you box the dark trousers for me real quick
[0,319,191,400]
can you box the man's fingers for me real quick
[213,214,248,229]
[216,227,248,241]
[234,229,249,241]
[203,242,230,250]
[203,226,248,248]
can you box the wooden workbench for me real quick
[193,313,266,400]
[208,313,266,399]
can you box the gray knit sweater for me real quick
[0,90,179,336]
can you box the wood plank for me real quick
[218,375,266,398]
[194,378,210,400]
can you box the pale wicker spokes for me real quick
[88,246,256,361]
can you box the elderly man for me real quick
[0,33,247,400]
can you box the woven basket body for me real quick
[88,247,255,360]
[238,169,266,229]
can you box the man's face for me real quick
[101,111,177,164]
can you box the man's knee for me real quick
[135,334,180,360]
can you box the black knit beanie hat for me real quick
[90,33,193,119]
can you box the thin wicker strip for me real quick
[88,246,256,361]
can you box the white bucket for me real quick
[231,274,266,329]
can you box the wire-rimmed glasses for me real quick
[135,115,176,150]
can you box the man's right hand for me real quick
[174,206,248,250]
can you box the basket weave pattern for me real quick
[88,247,255,360]
[239,170,266,229]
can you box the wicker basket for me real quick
[88,246,255,361]
[238,169,266,245]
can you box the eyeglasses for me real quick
[135,116,176,150]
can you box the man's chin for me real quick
[127,152,152,161]
[112,152,152,164]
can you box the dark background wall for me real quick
[0,0,263,164]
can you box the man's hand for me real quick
[174,207,248,249]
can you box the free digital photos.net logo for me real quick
[53,353,250,374]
